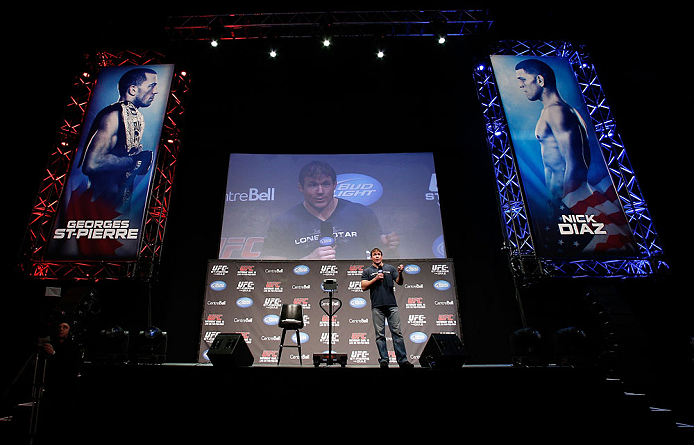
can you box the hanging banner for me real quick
[490,55,636,258]
[198,259,460,366]
[46,64,175,260]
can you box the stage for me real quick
[4,361,689,444]
[5,6,694,443]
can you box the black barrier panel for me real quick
[198,259,461,367]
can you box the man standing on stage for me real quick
[361,247,413,369]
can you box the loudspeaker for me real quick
[418,334,468,369]
[208,333,254,367]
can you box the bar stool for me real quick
[277,304,304,365]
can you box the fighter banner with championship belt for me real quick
[198,259,460,366]
[46,64,175,260]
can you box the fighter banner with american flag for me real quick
[490,55,636,258]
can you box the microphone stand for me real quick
[317,279,344,367]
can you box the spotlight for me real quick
[91,325,130,364]
[377,50,385,59]
[144,326,163,340]
[133,326,167,364]
[269,50,277,58]
[103,325,126,340]
[438,36,446,44]
[510,327,547,367]
[553,327,594,367]
[209,17,223,48]
[323,38,331,47]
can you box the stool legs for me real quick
[296,330,302,365]
[278,328,287,365]
[278,328,302,365]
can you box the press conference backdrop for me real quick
[198,259,460,366]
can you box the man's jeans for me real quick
[372,306,408,365]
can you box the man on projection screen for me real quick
[261,160,399,260]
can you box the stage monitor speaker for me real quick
[419,333,468,369]
[208,333,254,367]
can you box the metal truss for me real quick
[473,40,667,279]
[164,10,493,41]
[17,50,189,281]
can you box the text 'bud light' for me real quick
[334,174,383,206]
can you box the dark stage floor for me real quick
[3,362,691,443]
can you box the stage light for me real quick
[377,50,385,59]
[133,326,167,364]
[438,36,446,44]
[553,327,594,367]
[104,325,125,338]
[269,50,277,58]
[144,326,163,340]
[323,38,331,47]
[510,327,547,367]
[90,325,130,364]
[209,18,223,48]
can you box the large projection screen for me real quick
[46,64,175,260]
[490,55,636,259]
[219,153,446,260]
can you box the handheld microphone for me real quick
[320,221,335,247]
